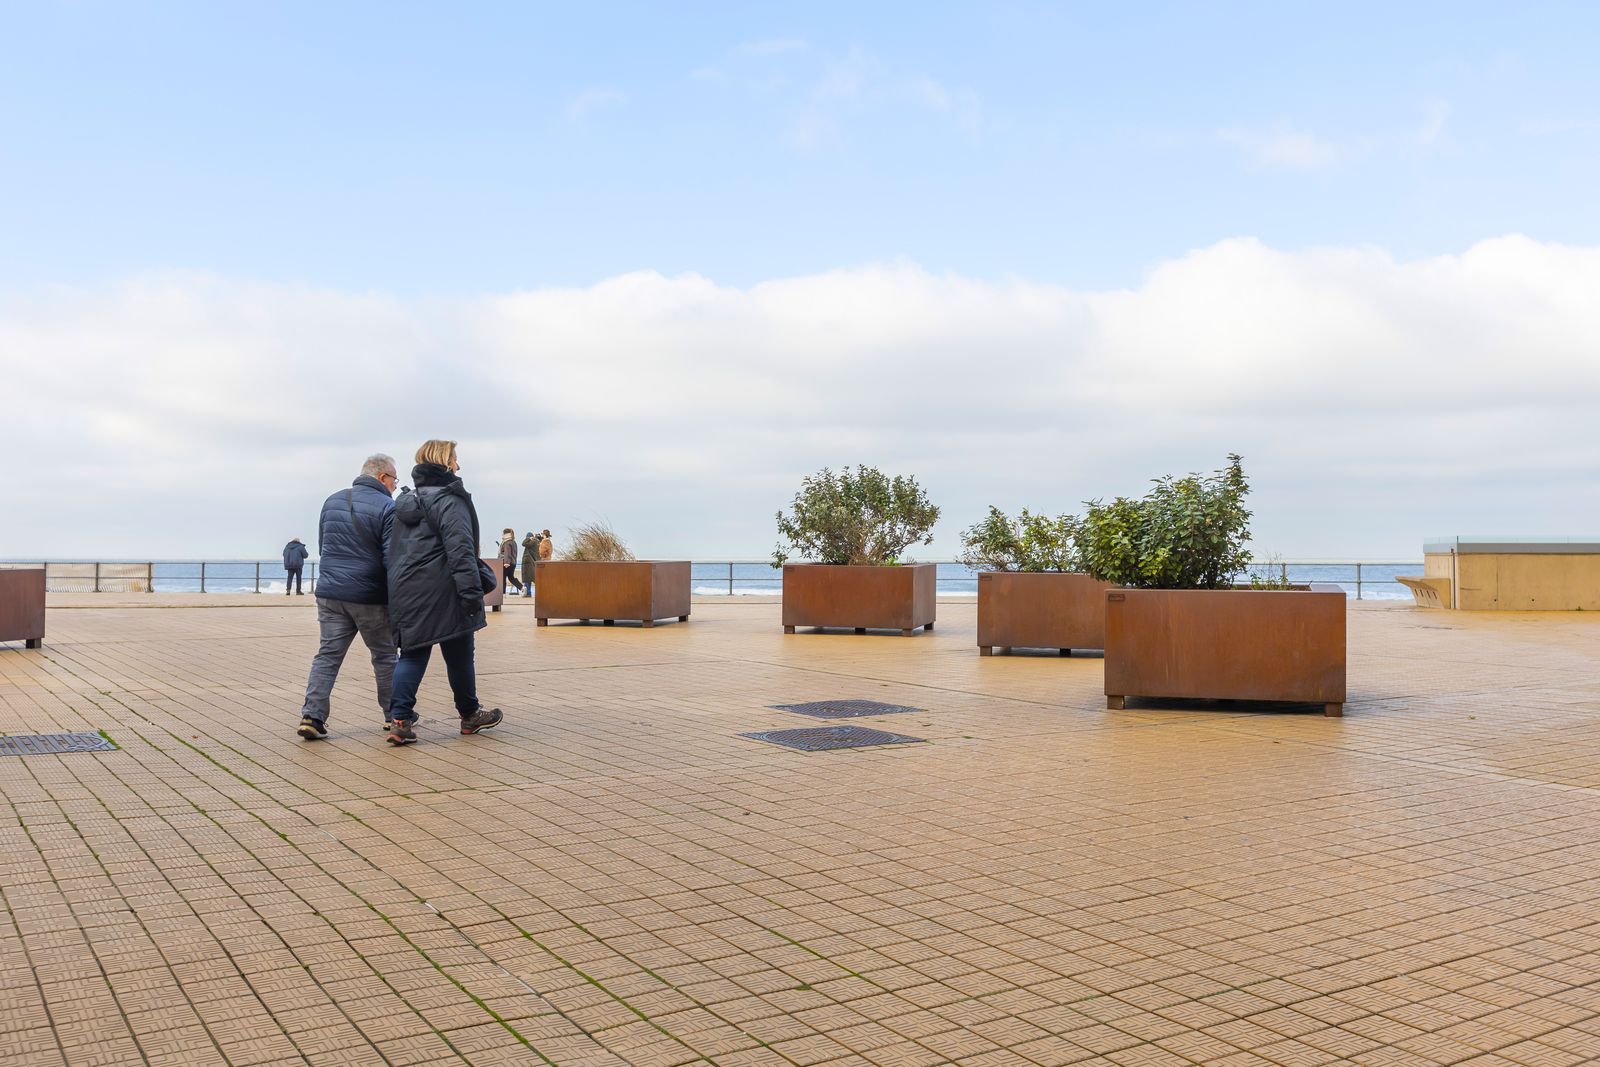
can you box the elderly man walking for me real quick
[297,454,401,740]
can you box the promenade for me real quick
[3,596,1599,1067]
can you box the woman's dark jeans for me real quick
[389,633,479,723]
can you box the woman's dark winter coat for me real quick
[387,463,487,650]
[520,533,540,585]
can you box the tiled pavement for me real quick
[3,595,1600,1066]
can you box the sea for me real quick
[26,560,1422,600]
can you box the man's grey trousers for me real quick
[301,597,395,723]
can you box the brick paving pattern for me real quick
[3,595,1600,1066]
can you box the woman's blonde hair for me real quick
[415,439,458,468]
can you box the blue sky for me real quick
[4,3,1600,559]
[5,2,1599,293]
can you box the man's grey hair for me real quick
[361,453,398,479]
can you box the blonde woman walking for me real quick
[384,439,504,745]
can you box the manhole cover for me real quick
[742,725,925,751]
[770,699,925,718]
[0,733,118,757]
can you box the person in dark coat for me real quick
[519,530,540,597]
[384,439,504,745]
[282,537,309,594]
[296,454,399,740]
[497,528,523,594]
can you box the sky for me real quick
[3,2,1600,560]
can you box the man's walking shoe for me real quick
[297,717,328,740]
[460,708,503,735]
[386,719,417,746]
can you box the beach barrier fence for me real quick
[3,559,1420,599]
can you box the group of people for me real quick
[294,441,506,747]
[497,525,552,597]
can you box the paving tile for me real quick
[8,596,1600,1065]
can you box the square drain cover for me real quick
[770,699,924,718]
[0,733,117,757]
[742,725,925,751]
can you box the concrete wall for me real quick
[1450,553,1600,610]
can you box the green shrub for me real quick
[774,466,940,566]
[959,506,1080,572]
[1078,454,1254,589]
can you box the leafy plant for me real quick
[564,520,635,562]
[1078,454,1255,589]
[1247,554,1294,590]
[773,466,940,566]
[959,506,1081,572]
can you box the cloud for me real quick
[1220,123,1352,170]
[565,87,626,122]
[783,49,982,150]
[1417,100,1452,146]
[732,37,807,57]
[4,237,1599,559]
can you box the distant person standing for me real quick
[282,537,309,595]
[296,454,400,740]
[539,529,554,561]
[385,439,504,746]
[520,529,540,597]
[498,528,523,595]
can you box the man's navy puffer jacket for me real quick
[314,475,395,604]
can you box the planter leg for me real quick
[855,627,866,634]
[1060,648,1071,657]
[783,625,795,634]
[1106,695,1125,710]
[1324,703,1343,717]
[26,639,41,649]
[492,606,501,613]
[603,619,615,626]
[925,621,934,631]
[678,615,688,622]
[536,618,548,627]
[978,646,992,656]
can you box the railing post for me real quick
[200,561,206,593]
[1281,561,1287,584]
[1355,562,1362,600]
[255,561,261,593]
[94,561,101,593]
[728,562,734,596]
[147,562,154,593]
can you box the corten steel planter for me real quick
[976,571,1112,656]
[0,567,46,649]
[482,558,505,613]
[1104,584,1346,716]
[534,561,691,627]
[782,563,936,636]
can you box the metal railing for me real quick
[6,558,1422,599]
[690,560,1423,600]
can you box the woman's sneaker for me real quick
[460,708,503,735]
[297,717,328,740]
[386,719,417,746]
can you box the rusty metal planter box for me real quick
[977,571,1112,655]
[482,558,505,612]
[782,563,936,636]
[534,561,691,627]
[1104,584,1347,715]
[0,567,46,649]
